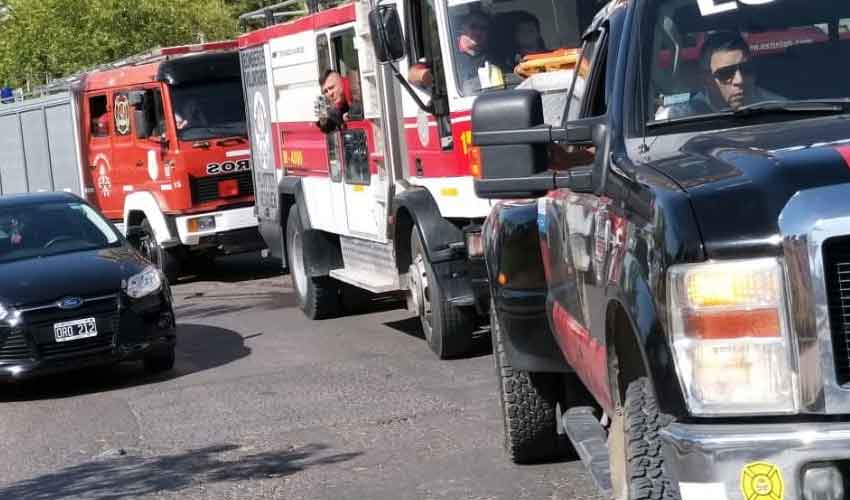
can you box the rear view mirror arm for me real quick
[387,61,435,115]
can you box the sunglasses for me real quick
[712,61,754,84]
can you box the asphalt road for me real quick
[0,253,603,500]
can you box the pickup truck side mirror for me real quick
[369,5,406,64]
[472,90,601,199]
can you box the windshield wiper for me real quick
[732,99,850,116]
[648,99,850,129]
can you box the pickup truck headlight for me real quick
[126,266,163,299]
[668,258,798,416]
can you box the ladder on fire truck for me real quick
[20,41,239,100]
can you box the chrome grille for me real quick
[20,295,118,325]
[20,295,119,361]
[0,329,33,361]
[824,237,850,385]
[38,334,115,360]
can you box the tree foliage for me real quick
[0,0,242,88]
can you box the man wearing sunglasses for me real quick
[663,30,781,119]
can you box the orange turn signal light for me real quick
[684,308,780,340]
[469,146,482,178]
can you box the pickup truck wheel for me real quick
[286,209,341,320]
[410,229,473,359]
[610,377,678,500]
[492,302,575,464]
[138,219,180,284]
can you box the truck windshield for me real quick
[0,202,122,264]
[646,0,850,128]
[446,0,604,96]
[171,79,247,141]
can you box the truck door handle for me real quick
[136,161,144,167]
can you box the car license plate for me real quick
[53,318,98,343]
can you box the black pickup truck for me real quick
[474,1,850,499]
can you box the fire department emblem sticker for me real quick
[95,154,112,198]
[741,462,784,500]
[252,91,272,171]
[114,95,131,135]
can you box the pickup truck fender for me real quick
[601,172,704,417]
[123,191,179,247]
[279,176,343,277]
[484,200,571,373]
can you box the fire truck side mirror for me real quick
[369,5,406,63]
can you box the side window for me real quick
[136,88,166,139]
[89,95,109,138]
[565,32,602,122]
[318,33,342,181]
[331,29,363,121]
[114,93,131,136]
[584,37,608,118]
[343,129,369,185]
[406,0,449,97]
[317,34,331,77]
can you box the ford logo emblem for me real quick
[58,297,83,310]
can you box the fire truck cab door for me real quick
[85,93,121,220]
[323,27,384,240]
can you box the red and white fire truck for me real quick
[238,0,591,357]
[0,42,262,282]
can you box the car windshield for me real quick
[0,202,122,264]
[170,79,247,141]
[446,0,605,97]
[645,0,850,129]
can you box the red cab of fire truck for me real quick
[237,0,585,358]
[87,42,263,281]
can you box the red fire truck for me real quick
[0,42,262,282]
[238,0,593,358]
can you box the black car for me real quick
[0,192,176,381]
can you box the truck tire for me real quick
[286,209,341,320]
[138,219,180,284]
[610,377,678,500]
[410,229,473,359]
[492,301,575,464]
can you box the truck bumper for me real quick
[175,206,258,246]
[661,420,850,500]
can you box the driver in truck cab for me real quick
[408,10,504,95]
[660,30,783,119]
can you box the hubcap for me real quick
[140,234,159,268]
[290,230,307,298]
[409,253,433,335]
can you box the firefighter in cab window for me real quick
[315,70,362,133]
[409,9,505,96]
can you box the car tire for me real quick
[409,229,474,359]
[144,346,175,374]
[138,219,180,284]
[492,301,576,464]
[610,377,678,500]
[286,209,341,320]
